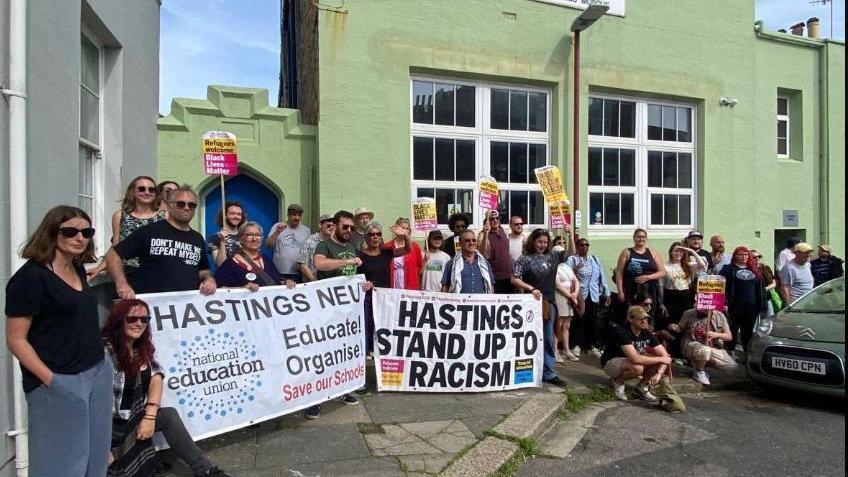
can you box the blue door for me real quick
[203,174,280,271]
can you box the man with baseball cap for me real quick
[684,230,714,274]
[810,244,844,287]
[351,207,374,251]
[297,213,335,282]
[265,203,311,283]
[779,242,815,303]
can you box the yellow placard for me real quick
[534,165,566,203]
[412,197,438,232]
[696,276,726,294]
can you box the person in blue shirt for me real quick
[441,229,495,294]
[566,238,612,358]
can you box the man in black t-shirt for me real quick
[107,185,216,297]
[601,306,671,402]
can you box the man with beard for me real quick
[709,235,730,274]
[266,203,311,283]
[306,210,361,418]
[684,230,714,275]
[107,185,216,297]
[207,201,245,266]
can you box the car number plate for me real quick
[771,356,826,375]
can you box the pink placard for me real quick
[203,152,239,176]
[695,292,725,311]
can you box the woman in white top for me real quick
[554,261,580,362]
[660,242,707,356]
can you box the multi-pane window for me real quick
[411,78,549,226]
[80,31,104,254]
[777,96,789,157]
[588,95,695,232]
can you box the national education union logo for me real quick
[166,329,266,421]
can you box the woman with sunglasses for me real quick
[215,221,295,290]
[749,249,778,316]
[658,242,707,356]
[5,206,113,476]
[615,228,666,324]
[89,176,166,278]
[383,218,424,290]
[358,222,410,352]
[102,299,230,477]
[719,246,766,354]
[511,227,572,386]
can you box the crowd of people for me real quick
[5,175,844,476]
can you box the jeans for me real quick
[543,300,559,380]
[728,303,758,352]
[26,356,113,477]
[157,407,212,476]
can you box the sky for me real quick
[158,0,844,115]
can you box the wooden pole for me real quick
[220,174,226,227]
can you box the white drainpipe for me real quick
[3,0,29,475]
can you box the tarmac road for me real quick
[518,389,845,477]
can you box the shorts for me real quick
[603,357,631,378]
[682,341,738,372]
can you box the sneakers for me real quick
[338,394,360,405]
[304,405,321,420]
[543,376,567,387]
[632,385,659,403]
[199,467,231,477]
[692,370,711,386]
[589,347,603,358]
[610,378,627,401]
[571,346,582,356]
[555,350,564,363]
[354,386,368,395]
[564,351,580,362]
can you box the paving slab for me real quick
[364,394,472,423]
[277,401,373,429]
[286,456,405,477]
[460,414,506,437]
[538,402,620,458]
[397,453,454,474]
[256,423,370,466]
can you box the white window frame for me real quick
[410,76,551,229]
[587,93,696,237]
[80,28,106,256]
[777,95,789,158]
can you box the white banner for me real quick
[372,289,544,393]
[140,275,366,440]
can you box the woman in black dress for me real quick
[615,228,666,325]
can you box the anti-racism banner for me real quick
[372,289,544,393]
[202,131,239,176]
[412,197,438,232]
[478,176,499,211]
[695,275,726,311]
[548,200,571,229]
[533,165,566,203]
[139,275,366,440]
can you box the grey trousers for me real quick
[25,355,114,477]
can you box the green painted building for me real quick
[158,0,844,273]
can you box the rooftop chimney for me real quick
[807,17,820,39]
[790,22,805,36]
[778,28,787,33]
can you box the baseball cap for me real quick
[287,203,305,213]
[686,230,704,239]
[627,306,650,321]
[794,242,813,253]
[818,244,833,253]
[318,213,333,223]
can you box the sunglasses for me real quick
[367,232,382,237]
[511,222,523,226]
[59,227,96,239]
[340,224,353,231]
[171,201,198,210]
[753,255,762,259]
[463,238,478,243]
[125,315,150,325]
[489,217,500,221]
[577,243,590,247]
[241,233,262,238]
[136,186,156,194]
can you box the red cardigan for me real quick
[383,240,424,290]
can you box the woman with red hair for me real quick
[103,299,229,477]
[719,246,766,354]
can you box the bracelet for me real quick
[145,402,160,408]
[142,416,157,421]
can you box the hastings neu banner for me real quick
[372,289,544,393]
[140,275,366,440]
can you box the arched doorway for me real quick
[203,173,281,270]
